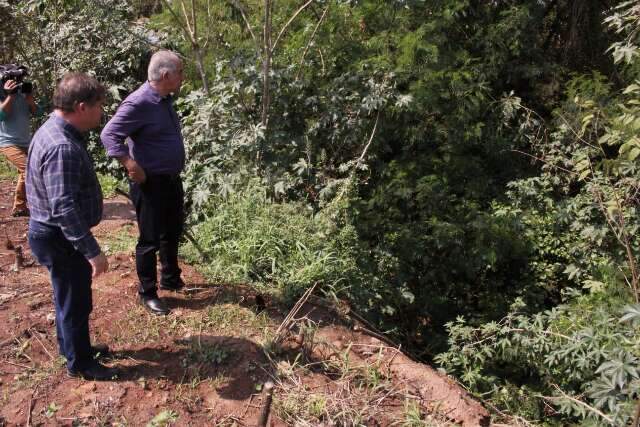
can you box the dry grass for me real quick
[260,313,451,426]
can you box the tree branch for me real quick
[357,110,381,166]
[537,385,614,425]
[296,3,329,80]
[272,0,314,53]
[228,0,259,50]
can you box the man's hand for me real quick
[3,80,18,95]
[89,253,109,277]
[119,156,146,184]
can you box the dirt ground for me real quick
[0,179,490,426]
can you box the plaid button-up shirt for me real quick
[26,114,103,259]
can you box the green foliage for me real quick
[7,0,149,100]
[183,342,229,367]
[0,156,18,180]
[182,180,362,301]
[101,224,136,256]
[2,0,153,176]
[4,1,638,423]
[435,3,640,422]
[44,402,60,418]
[97,173,122,199]
[437,296,640,425]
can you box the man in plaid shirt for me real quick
[27,72,117,381]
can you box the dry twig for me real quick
[26,384,38,427]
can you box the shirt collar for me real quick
[50,113,87,145]
[144,81,171,103]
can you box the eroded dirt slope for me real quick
[0,180,489,426]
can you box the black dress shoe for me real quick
[140,295,171,315]
[59,344,110,359]
[91,343,110,358]
[11,208,29,217]
[159,278,185,292]
[67,361,118,381]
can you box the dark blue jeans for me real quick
[28,220,93,371]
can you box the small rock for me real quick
[46,313,56,323]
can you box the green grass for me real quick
[100,223,137,255]
[181,182,360,302]
[98,173,124,199]
[0,155,18,179]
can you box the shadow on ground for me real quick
[161,284,269,312]
[111,335,269,400]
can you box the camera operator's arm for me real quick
[0,80,18,119]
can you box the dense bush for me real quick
[437,297,640,425]
[435,2,640,422]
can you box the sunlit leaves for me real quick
[619,304,640,326]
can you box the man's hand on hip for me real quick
[89,253,109,277]
[119,156,147,184]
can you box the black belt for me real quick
[146,174,181,182]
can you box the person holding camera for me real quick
[0,67,40,217]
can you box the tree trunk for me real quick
[261,0,272,129]
[193,45,210,95]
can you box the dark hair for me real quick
[53,72,105,112]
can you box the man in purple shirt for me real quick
[101,51,185,315]
[27,72,116,380]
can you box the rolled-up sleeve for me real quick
[100,100,141,158]
[42,145,101,259]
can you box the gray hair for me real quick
[147,50,181,82]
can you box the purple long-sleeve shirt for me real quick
[100,82,185,175]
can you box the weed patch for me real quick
[0,156,17,180]
[97,173,123,199]
[101,223,136,255]
[182,183,359,302]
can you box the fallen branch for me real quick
[2,360,33,370]
[537,385,614,425]
[257,381,274,427]
[307,294,423,363]
[0,328,28,347]
[26,384,39,427]
[29,328,53,361]
[273,282,318,345]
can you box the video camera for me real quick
[0,64,33,95]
